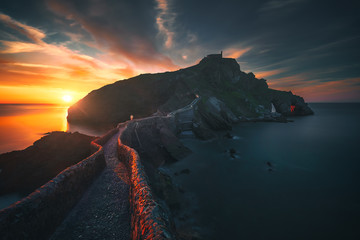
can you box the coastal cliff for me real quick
[67,54,313,127]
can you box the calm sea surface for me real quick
[1,103,360,238]
[0,104,109,154]
[171,103,360,239]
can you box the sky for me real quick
[0,0,359,104]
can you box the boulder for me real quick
[196,97,239,131]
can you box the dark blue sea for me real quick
[171,103,360,239]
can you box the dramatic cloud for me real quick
[0,12,152,103]
[0,0,359,103]
[46,0,177,71]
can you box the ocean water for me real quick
[171,103,360,239]
[0,104,109,154]
[0,104,112,208]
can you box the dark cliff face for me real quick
[67,55,313,125]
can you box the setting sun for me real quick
[62,95,73,103]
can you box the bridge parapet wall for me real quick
[118,126,175,239]
[0,129,119,240]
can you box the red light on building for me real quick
[290,105,296,112]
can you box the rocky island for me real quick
[66,53,314,238]
[68,53,313,130]
[0,54,313,239]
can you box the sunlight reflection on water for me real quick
[0,104,109,154]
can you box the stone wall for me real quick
[117,129,175,239]
[0,130,118,240]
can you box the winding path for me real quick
[50,131,130,240]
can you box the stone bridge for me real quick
[0,125,175,239]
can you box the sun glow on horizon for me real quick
[62,95,73,103]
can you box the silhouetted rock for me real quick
[67,55,313,127]
[0,132,95,196]
[270,89,314,116]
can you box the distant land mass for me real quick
[67,53,313,128]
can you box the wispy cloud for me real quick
[0,13,46,43]
[294,78,360,102]
[254,68,287,79]
[224,46,252,59]
[267,73,360,102]
[46,0,178,72]
[267,74,308,89]
[259,0,306,12]
[155,0,176,49]
[0,40,43,53]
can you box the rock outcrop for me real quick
[67,54,313,128]
[269,89,314,116]
[120,117,191,167]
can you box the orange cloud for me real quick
[254,69,286,79]
[224,47,252,59]
[0,12,181,104]
[0,13,46,44]
[0,41,44,54]
[267,74,307,89]
[268,74,360,102]
[292,78,360,102]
